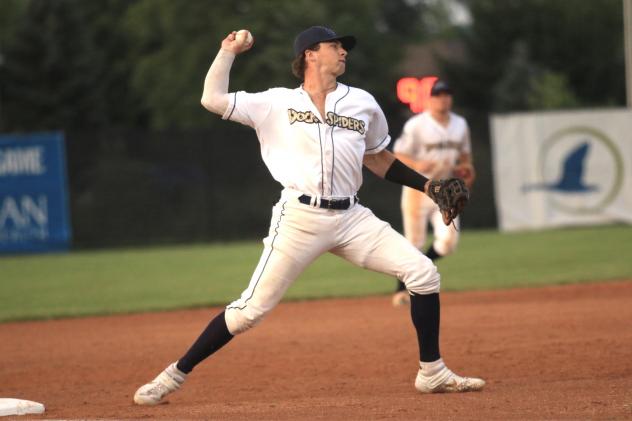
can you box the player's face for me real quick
[429,92,453,114]
[316,41,347,76]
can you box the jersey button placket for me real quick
[316,122,326,196]
[321,123,333,197]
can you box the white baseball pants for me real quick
[224,188,440,335]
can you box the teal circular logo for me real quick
[538,126,624,214]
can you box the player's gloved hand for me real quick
[425,178,470,226]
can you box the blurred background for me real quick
[0,0,628,250]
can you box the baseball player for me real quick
[133,26,484,405]
[391,80,475,307]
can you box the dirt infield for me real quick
[1,281,631,420]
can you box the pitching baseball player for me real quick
[133,26,484,405]
[391,80,475,306]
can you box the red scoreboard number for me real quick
[396,76,438,113]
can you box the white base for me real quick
[0,398,45,416]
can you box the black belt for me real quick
[298,194,358,210]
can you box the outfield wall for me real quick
[0,122,496,250]
[54,126,494,248]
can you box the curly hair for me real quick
[291,43,321,80]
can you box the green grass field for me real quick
[1,225,631,322]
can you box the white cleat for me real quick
[415,361,485,393]
[134,362,187,405]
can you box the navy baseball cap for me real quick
[430,80,453,96]
[293,26,356,57]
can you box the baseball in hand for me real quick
[235,29,253,47]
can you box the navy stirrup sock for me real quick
[410,293,441,362]
[177,311,234,373]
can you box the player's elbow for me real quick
[364,150,395,178]
[200,97,216,112]
[362,155,382,178]
[201,94,229,116]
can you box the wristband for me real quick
[384,159,429,192]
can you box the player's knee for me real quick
[401,257,441,294]
[224,306,266,335]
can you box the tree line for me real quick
[0,0,625,134]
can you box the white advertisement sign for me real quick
[491,109,632,231]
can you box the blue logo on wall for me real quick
[524,141,597,193]
[523,127,623,214]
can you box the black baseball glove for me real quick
[426,178,470,226]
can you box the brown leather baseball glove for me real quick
[426,178,470,226]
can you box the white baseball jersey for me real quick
[393,111,471,179]
[218,82,440,336]
[221,82,390,197]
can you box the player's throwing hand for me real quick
[221,30,254,54]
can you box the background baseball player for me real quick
[133,26,484,405]
[392,80,475,306]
